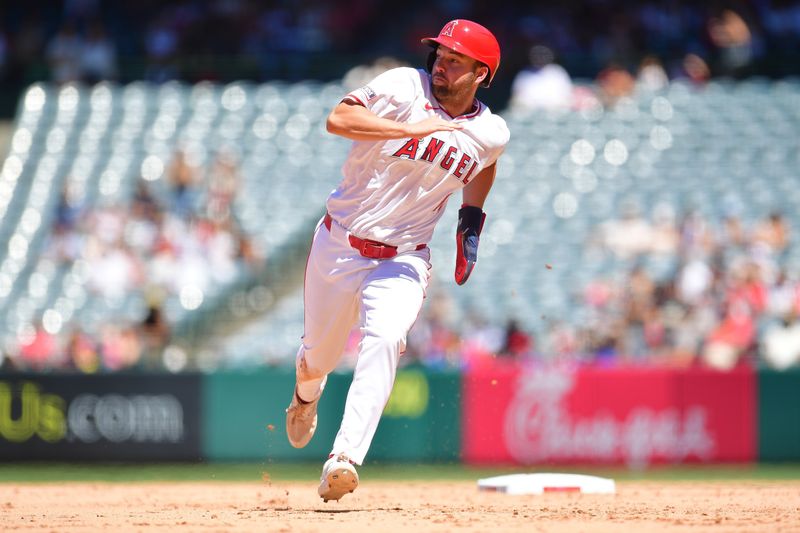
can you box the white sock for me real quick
[297,377,325,403]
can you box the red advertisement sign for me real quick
[462,361,756,466]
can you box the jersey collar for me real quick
[427,96,483,120]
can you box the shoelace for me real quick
[288,395,316,421]
[328,453,355,465]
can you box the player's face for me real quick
[430,46,485,104]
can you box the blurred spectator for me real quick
[499,319,534,358]
[174,220,213,293]
[595,62,635,107]
[597,200,653,259]
[407,316,461,369]
[205,148,240,223]
[622,265,657,358]
[236,229,262,272]
[148,233,179,292]
[540,319,581,364]
[55,182,84,231]
[167,149,200,218]
[460,312,505,367]
[583,276,616,310]
[636,55,669,93]
[509,45,574,112]
[18,320,61,371]
[143,12,180,82]
[87,242,141,300]
[718,212,749,251]
[49,182,85,264]
[767,268,799,318]
[702,301,755,370]
[726,260,768,316]
[128,183,161,254]
[761,312,800,370]
[670,53,711,86]
[676,254,714,306]
[46,21,83,84]
[707,8,756,77]
[204,218,241,285]
[100,324,142,371]
[668,302,717,367]
[80,19,117,83]
[66,327,100,373]
[649,202,680,256]
[0,351,14,372]
[407,290,461,368]
[139,290,171,370]
[133,180,160,217]
[752,211,790,255]
[48,223,83,265]
[678,209,716,258]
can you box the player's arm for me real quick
[455,163,496,285]
[326,99,463,141]
[462,163,496,208]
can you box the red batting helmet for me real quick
[421,19,501,87]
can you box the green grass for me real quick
[1,462,800,483]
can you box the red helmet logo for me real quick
[441,20,457,38]
[421,19,501,87]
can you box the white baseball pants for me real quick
[295,215,431,465]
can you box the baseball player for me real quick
[285,19,509,502]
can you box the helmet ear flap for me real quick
[426,48,437,75]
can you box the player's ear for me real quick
[475,64,489,86]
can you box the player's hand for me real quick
[405,117,463,138]
[455,205,486,285]
[455,232,479,285]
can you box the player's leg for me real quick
[296,221,362,400]
[287,221,361,448]
[329,249,431,465]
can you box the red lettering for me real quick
[453,153,472,179]
[421,138,445,163]
[461,161,479,184]
[440,146,457,170]
[392,138,420,159]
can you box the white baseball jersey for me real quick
[326,66,510,247]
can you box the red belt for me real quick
[323,213,426,260]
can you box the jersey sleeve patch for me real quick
[362,85,377,101]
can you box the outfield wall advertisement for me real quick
[758,368,800,461]
[462,361,757,466]
[0,374,202,460]
[202,367,461,461]
[2,366,798,463]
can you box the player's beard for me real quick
[431,72,477,110]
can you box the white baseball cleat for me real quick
[285,388,319,448]
[318,454,359,502]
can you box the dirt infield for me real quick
[2,481,799,532]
